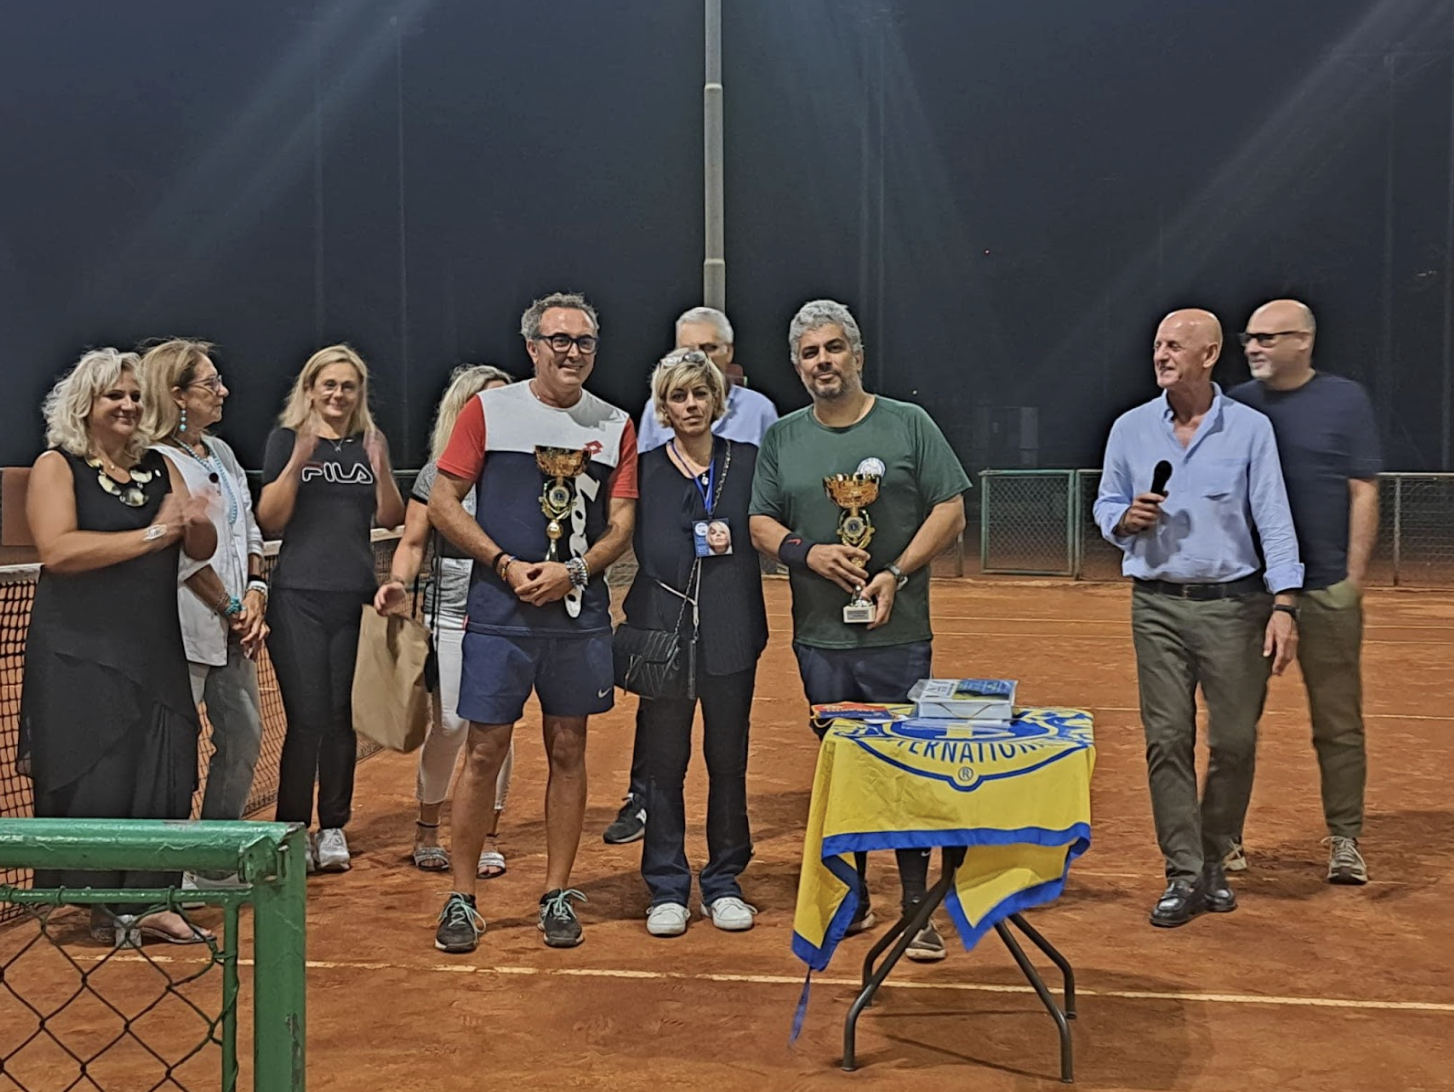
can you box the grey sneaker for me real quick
[1224,837,1248,873]
[1326,836,1368,885]
[603,796,646,845]
[539,888,587,948]
[905,917,948,962]
[435,892,485,953]
[315,828,351,872]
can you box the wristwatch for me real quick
[885,563,909,591]
[1272,603,1300,622]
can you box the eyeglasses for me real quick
[189,373,225,393]
[536,333,599,355]
[1237,331,1306,347]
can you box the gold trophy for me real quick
[823,473,881,624]
[535,445,590,560]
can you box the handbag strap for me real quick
[650,438,726,639]
[410,529,443,628]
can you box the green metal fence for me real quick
[981,469,1454,586]
[0,820,307,1091]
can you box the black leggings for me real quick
[267,588,367,829]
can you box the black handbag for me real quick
[613,555,703,700]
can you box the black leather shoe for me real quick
[1203,862,1237,913]
[1149,879,1205,928]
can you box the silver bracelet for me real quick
[566,556,589,590]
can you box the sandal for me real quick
[477,837,507,879]
[412,821,451,872]
[91,910,214,947]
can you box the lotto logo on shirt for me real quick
[301,462,376,485]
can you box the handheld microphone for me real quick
[1151,460,1172,496]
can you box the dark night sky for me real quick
[3,0,1451,472]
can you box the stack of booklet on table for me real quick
[908,678,1017,725]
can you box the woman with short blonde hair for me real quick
[651,352,727,430]
[141,339,268,893]
[622,348,767,937]
[378,363,517,876]
[22,348,217,945]
[257,344,406,873]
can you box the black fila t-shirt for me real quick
[262,427,378,593]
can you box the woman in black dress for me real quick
[257,344,405,873]
[625,349,768,937]
[20,348,218,945]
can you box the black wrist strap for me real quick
[778,533,814,572]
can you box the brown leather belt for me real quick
[1133,575,1264,601]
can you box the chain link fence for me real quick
[981,469,1454,586]
[0,820,307,1092]
[977,471,1078,576]
[1,902,228,1091]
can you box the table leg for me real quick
[1008,912,1076,1019]
[842,849,963,1072]
[994,920,1074,1083]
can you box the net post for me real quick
[251,823,308,1091]
[978,470,990,571]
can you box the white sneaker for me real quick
[305,835,318,874]
[314,828,351,872]
[179,872,205,911]
[703,896,757,932]
[646,902,690,937]
[180,870,242,910]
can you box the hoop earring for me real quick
[179,407,188,433]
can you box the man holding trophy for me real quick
[749,299,970,961]
[429,291,638,953]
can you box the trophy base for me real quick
[842,601,875,625]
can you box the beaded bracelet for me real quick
[565,556,589,590]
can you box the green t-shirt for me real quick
[749,396,970,649]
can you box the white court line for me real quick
[932,631,1445,647]
[1091,705,1454,722]
[88,954,1454,1015]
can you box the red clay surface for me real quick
[4,578,1453,1091]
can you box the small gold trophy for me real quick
[823,473,881,624]
[535,445,590,560]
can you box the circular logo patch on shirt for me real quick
[855,457,886,478]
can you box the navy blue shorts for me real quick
[793,641,932,737]
[458,631,615,724]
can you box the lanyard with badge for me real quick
[672,440,734,558]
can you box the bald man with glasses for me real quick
[1229,299,1381,886]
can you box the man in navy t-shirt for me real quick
[1229,299,1381,886]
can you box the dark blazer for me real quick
[623,437,768,677]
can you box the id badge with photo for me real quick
[693,518,734,558]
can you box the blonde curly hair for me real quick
[42,348,147,462]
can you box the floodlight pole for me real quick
[704,0,726,310]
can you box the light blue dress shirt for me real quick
[637,382,779,452]
[1093,385,1304,593]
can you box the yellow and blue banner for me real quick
[792,705,1095,972]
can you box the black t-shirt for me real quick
[262,427,378,593]
[1228,373,1382,590]
[623,438,768,677]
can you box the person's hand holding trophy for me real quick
[508,444,591,608]
[535,445,590,561]
[823,472,881,624]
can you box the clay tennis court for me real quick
[4,577,1453,1091]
